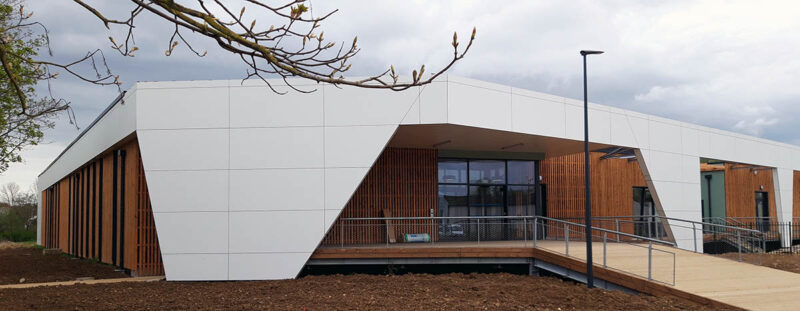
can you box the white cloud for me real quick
[734,118,780,136]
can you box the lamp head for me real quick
[580,50,604,56]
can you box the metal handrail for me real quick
[703,216,745,227]
[556,215,767,257]
[338,215,675,247]
[335,215,677,285]
[586,215,763,235]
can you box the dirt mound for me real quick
[0,273,724,310]
[0,245,128,285]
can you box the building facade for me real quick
[37,76,800,280]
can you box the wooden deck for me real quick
[312,240,800,310]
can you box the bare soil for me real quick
[0,273,726,311]
[717,252,800,274]
[0,243,728,310]
[0,242,128,285]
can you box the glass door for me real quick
[468,160,506,240]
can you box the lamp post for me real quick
[580,49,603,288]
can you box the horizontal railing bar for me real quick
[338,215,675,246]
[564,215,763,234]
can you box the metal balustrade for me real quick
[328,215,677,286]
[705,217,800,253]
[558,216,768,259]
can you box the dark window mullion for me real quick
[112,150,118,265]
[98,159,103,261]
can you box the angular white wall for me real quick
[135,80,417,280]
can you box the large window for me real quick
[437,158,539,241]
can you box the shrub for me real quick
[0,206,37,242]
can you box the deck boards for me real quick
[313,241,800,310]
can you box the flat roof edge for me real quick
[38,90,128,177]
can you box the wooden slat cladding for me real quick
[540,152,648,234]
[136,156,164,276]
[723,163,776,221]
[321,148,438,245]
[39,138,164,276]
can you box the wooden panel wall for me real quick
[40,138,164,276]
[794,171,800,218]
[321,148,438,245]
[540,152,648,233]
[723,164,776,221]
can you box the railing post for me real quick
[737,230,742,262]
[565,224,569,256]
[692,222,697,253]
[615,219,620,242]
[603,232,607,268]
[533,218,538,248]
[477,218,481,245]
[648,241,653,281]
[340,223,344,249]
[431,218,434,245]
[385,222,390,248]
[523,218,528,247]
[648,216,652,239]
[673,252,676,286]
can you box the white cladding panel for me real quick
[229,127,324,169]
[136,86,229,129]
[229,253,311,280]
[162,254,229,281]
[447,80,512,131]
[154,211,229,254]
[228,210,324,253]
[323,85,420,126]
[229,85,324,127]
[38,75,800,281]
[138,129,229,170]
[146,170,229,212]
[510,91,566,138]
[229,169,324,211]
[324,125,397,168]
[419,81,449,124]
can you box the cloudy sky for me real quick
[3,0,800,189]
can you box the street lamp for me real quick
[580,49,603,288]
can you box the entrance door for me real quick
[755,191,770,232]
[468,185,505,240]
[468,160,506,240]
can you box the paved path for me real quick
[537,241,800,311]
[0,276,164,290]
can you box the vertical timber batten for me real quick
[38,138,163,276]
